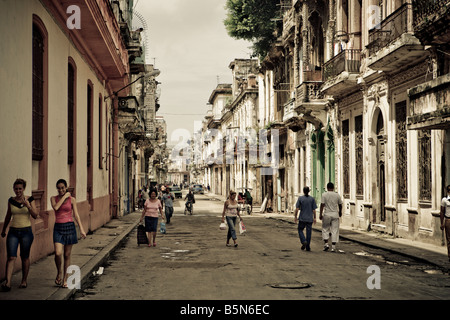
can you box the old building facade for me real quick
[0,0,161,278]
[197,0,449,246]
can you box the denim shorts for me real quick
[144,216,158,232]
[53,222,78,245]
[6,227,34,259]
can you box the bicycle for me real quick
[184,201,193,215]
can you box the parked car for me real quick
[171,186,183,198]
[192,184,204,194]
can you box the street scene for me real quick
[1,0,450,313]
[70,191,450,301]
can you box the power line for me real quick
[158,112,205,116]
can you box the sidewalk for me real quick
[0,211,142,300]
[1,194,449,300]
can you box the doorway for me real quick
[376,111,386,223]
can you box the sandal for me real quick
[55,278,62,286]
[1,284,11,292]
[19,283,27,289]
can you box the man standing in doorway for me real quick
[294,186,317,251]
[440,185,450,262]
[320,182,343,252]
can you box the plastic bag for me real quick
[239,221,246,234]
[219,222,227,230]
[160,221,166,234]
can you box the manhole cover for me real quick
[269,282,311,289]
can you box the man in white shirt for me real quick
[440,185,450,261]
[320,182,343,252]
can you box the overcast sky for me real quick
[133,0,252,146]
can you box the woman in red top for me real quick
[51,179,86,288]
[140,188,164,247]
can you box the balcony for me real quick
[366,3,425,73]
[407,73,450,130]
[283,98,307,132]
[321,49,361,96]
[118,96,142,134]
[282,6,295,41]
[413,0,450,45]
[294,71,329,128]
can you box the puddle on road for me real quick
[160,248,192,260]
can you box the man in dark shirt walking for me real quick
[294,186,317,251]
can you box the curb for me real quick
[47,216,140,300]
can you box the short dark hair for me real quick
[303,186,310,195]
[56,179,68,187]
[149,188,158,197]
[13,178,26,189]
[327,182,334,190]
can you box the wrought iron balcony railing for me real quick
[323,49,361,82]
[367,3,413,56]
[413,0,449,28]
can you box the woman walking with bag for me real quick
[1,179,38,291]
[140,188,164,247]
[221,190,243,247]
[51,179,86,288]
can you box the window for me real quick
[355,115,363,196]
[98,95,103,169]
[87,82,93,167]
[396,101,408,200]
[418,129,432,201]
[32,24,44,161]
[68,62,75,164]
[342,119,350,196]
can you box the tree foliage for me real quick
[224,0,279,59]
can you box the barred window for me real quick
[418,129,432,201]
[355,115,363,196]
[396,101,408,200]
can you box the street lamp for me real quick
[104,69,161,101]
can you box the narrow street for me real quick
[72,192,450,301]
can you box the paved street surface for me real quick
[70,193,450,301]
[2,190,449,318]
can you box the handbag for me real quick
[239,221,246,235]
[137,224,149,245]
[219,222,227,230]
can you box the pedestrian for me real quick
[244,189,253,212]
[294,186,317,251]
[140,188,164,247]
[266,179,273,212]
[319,182,343,252]
[1,179,38,291]
[142,186,149,202]
[221,190,243,247]
[162,187,175,224]
[440,185,450,262]
[51,179,86,288]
